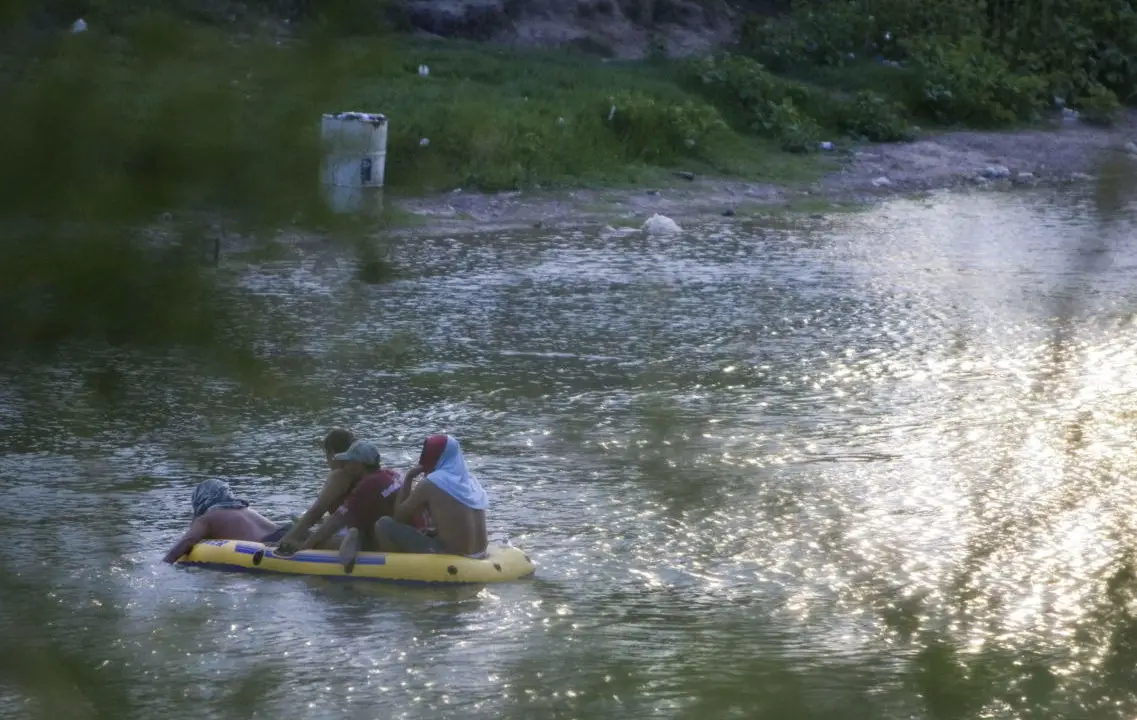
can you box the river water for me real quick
[2,187,1137,719]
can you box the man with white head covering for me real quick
[379,434,489,557]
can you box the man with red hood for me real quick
[378,434,489,557]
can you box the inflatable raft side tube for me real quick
[179,560,532,586]
[176,539,535,584]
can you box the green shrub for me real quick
[906,36,1047,126]
[605,91,728,163]
[766,99,823,153]
[739,0,1137,114]
[685,53,828,146]
[740,1,875,71]
[0,16,364,356]
[1002,0,1137,107]
[687,53,784,114]
[740,0,986,72]
[391,88,730,191]
[1074,83,1123,126]
[836,91,914,141]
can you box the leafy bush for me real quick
[0,16,362,356]
[1074,83,1123,126]
[740,0,987,72]
[765,99,823,153]
[686,53,919,149]
[906,36,1047,126]
[685,53,828,146]
[1000,0,1137,108]
[605,91,728,162]
[740,1,875,71]
[687,53,787,113]
[836,91,914,141]
[739,0,1137,117]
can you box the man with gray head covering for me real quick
[191,478,249,517]
[163,479,290,563]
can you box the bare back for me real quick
[421,481,487,556]
[164,506,280,563]
[205,507,278,541]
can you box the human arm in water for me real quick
[275,469,353,554]
[163,516,211,564]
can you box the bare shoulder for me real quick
[246,507,274,523]
[194,513,216,536]
[322,468,356,495]
[416,480,469,510]
[408,478,447,509]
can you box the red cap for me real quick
[418,435,448,473]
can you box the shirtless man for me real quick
[163,478,288,563]
[378,434,489,557]
[292,439,404,572]
[274,427,356,554]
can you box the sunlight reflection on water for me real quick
[2,187,1137,718]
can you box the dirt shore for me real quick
[392,111,1137,235]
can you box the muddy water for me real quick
[2,188,1137,719]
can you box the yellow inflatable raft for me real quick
[177,539,536,584]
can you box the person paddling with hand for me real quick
[378,434,489,558]
[163,479,289,564]
[272,427,357,554]
[283,439,404,572]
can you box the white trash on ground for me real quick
[601,225,640,238]
[71,18,87,33]
[642,214,682,236]
[982,165,1011,179]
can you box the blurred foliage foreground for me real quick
[2,11,1137,720]
[3,1,1134,368]
[0,16,387,366]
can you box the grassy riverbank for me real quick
[2,1,1136,359]
[4,4,1135,202]
[0,14,840,358]
[2,22,841,199]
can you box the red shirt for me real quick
[339,469,402,529]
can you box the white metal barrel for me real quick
[320,112,388,188]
